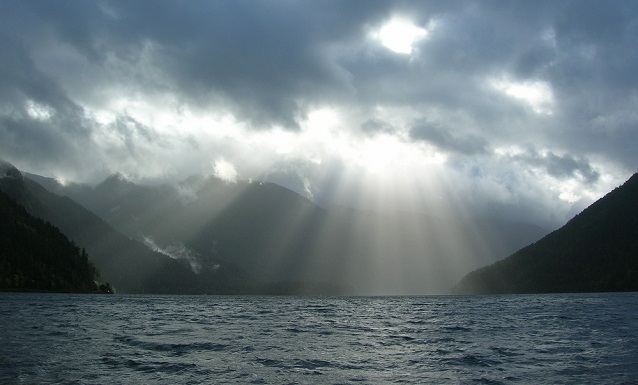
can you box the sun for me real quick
[374,17,428,54]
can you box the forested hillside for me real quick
[453,173,638,294]
[1,160,247,294]
[0,192,112,293]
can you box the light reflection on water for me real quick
[1,293,637,384]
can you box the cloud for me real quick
[212,158,238,184]
[360,118,397,135]
[0,0,637,227]
[372,17,429,54]
[12,0,395,129]
[410,120,489,156]
[143,236,203,274]
[490,77,555,115]
[509,148,600,184]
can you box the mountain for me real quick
[29,168,549,294]
[1,161,247,294]
[0,191,111,293]
[453,173,638,294]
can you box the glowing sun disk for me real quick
[376,18,428,54]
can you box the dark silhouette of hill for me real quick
[453,173,638,294]
[28,168,549,294]
[1,161,246,294]
[0,191,112,293]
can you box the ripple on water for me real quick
[1,293,638,384]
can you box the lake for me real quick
[1,292,637,384]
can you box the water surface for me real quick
[1,293,637,384]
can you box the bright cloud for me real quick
[490,77,555,115]
[373,17,428,54]
[212,158,238,184]
[25,100,55,121]
[1,1,636,228]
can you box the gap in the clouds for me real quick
[371,16,430,54]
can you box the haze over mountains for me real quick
[3,159,548,294]
[4,157,638,295]
[1,160,246,294]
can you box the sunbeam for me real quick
[4,3,638,381]
[2,1,633,296]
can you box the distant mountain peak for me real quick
[103,172,133,183]
[95,172,139,192]
[0,159,23,180]
[0,160,27,200]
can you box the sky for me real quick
[1,0,637,228]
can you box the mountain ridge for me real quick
[23,166,549,294]
[0,190,112,293]
[453,172,638,294]
[1,161,249,294]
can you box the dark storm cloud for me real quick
[339,1,638,171]
[14,0,395,129]
[4,0,637,137]
[544,153,600,184]
[410,120,489,156]
[0,27,93,171]
[511,148,600,184]
[340,3,549,105]
[106,115,162,155]
[360,118,397,135]
[552,0,638,89]
[0,31,73,112]
[1,0,637,225]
